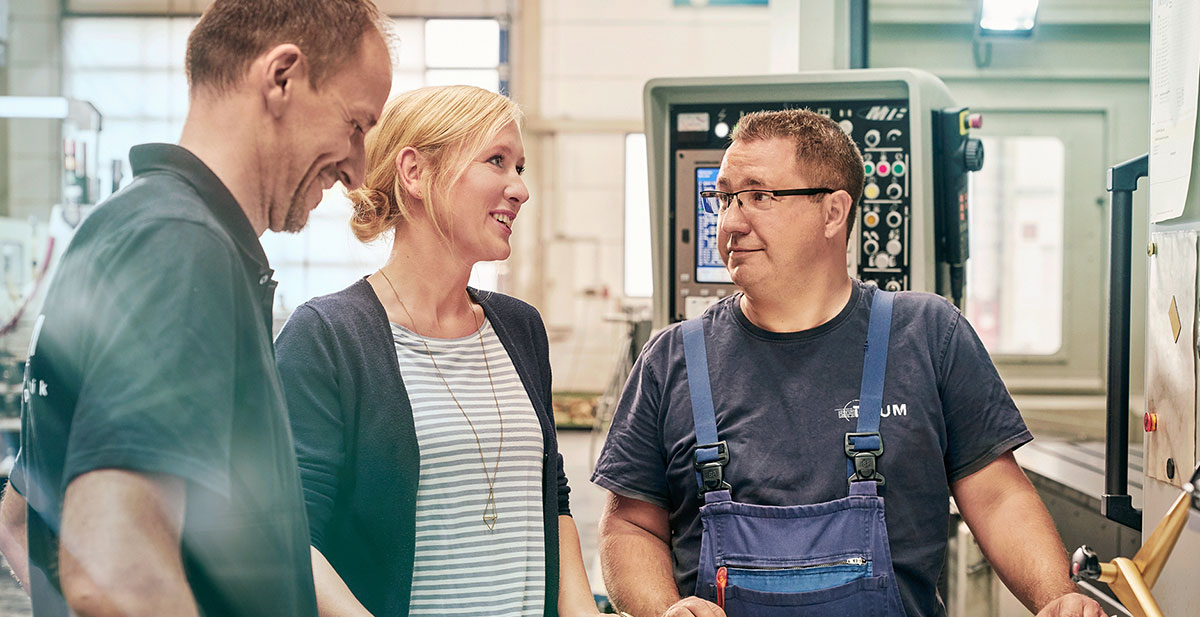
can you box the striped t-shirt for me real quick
[392,317,546,616]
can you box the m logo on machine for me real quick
[835,399,909,421]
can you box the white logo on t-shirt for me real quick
[835,399,909,421]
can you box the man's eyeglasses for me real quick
[698,188,835,215]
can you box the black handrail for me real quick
[1102,153,1147,531]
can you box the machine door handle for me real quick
[1102,153,1148,531]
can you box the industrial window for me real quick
[623,133,653,298]
[966,136,1065,356]
[62,16,506,320]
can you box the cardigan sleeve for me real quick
[275,304,347,551]
[555,452,571,516]
[533,311,572,517]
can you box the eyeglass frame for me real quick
[698,187,836,215]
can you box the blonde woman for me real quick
[275,86,599,617]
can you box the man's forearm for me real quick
[974,487,1075,609]
[0,484,29,590]
[953,455,1078,613]
[598,513,682,617]
[59,469,198,617]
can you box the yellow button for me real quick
[864,211,880,227]
[864,183,880,200]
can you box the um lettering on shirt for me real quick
[836,399,909,421]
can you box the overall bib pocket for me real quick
[721,574,892,617]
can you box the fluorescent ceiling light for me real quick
[979,0,1039,36]
[0,96,70,119]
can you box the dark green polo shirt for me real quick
[12,144,317,617]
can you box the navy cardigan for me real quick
[275,278,570,617]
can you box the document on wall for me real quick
[1150,0,1200,222]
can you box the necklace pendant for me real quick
[482,500,498,531]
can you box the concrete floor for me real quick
[0,429,609,616]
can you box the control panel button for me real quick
[891,160,906,176]
[884,280,902,292]
[886,183,903,199]
[863,183,880,200]
[863,239,879,255]
[876,160,890,176]
[863,211,880,228]
[839,119,854,135]
[863,160,876,176]
[886,239,903,255]
[885,210,903,227]
[872,253,891,269]
[864,129,881,147]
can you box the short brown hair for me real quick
[347,86,524,244]
[186,0,388,94]
[730,109,864,245]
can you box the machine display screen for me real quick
[695,166,732,284]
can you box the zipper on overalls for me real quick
[723,556,868,571]
[716,566,727,608]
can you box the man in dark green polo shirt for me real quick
[0,2,391,616]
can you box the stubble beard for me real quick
[281,189,311,233]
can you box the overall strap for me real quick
[682,318,730,496]
[846,289,895,493]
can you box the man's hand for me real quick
[660,595,725,617]
[1034,592,1105,617]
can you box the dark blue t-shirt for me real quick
[592,281,1031,617]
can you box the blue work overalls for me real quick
[683,290,908,616]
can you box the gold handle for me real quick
[1083,491,1192,617]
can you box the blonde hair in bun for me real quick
[347,85,523,244]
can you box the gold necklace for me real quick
[378,269,505,531]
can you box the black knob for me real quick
[1070,545,1101,581]
[963,138,984,172]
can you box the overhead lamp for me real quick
[977,0,1039,39]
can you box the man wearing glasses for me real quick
[592,109,1101,617]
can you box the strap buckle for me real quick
[845,432,886,486]
[694,440,731,496]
